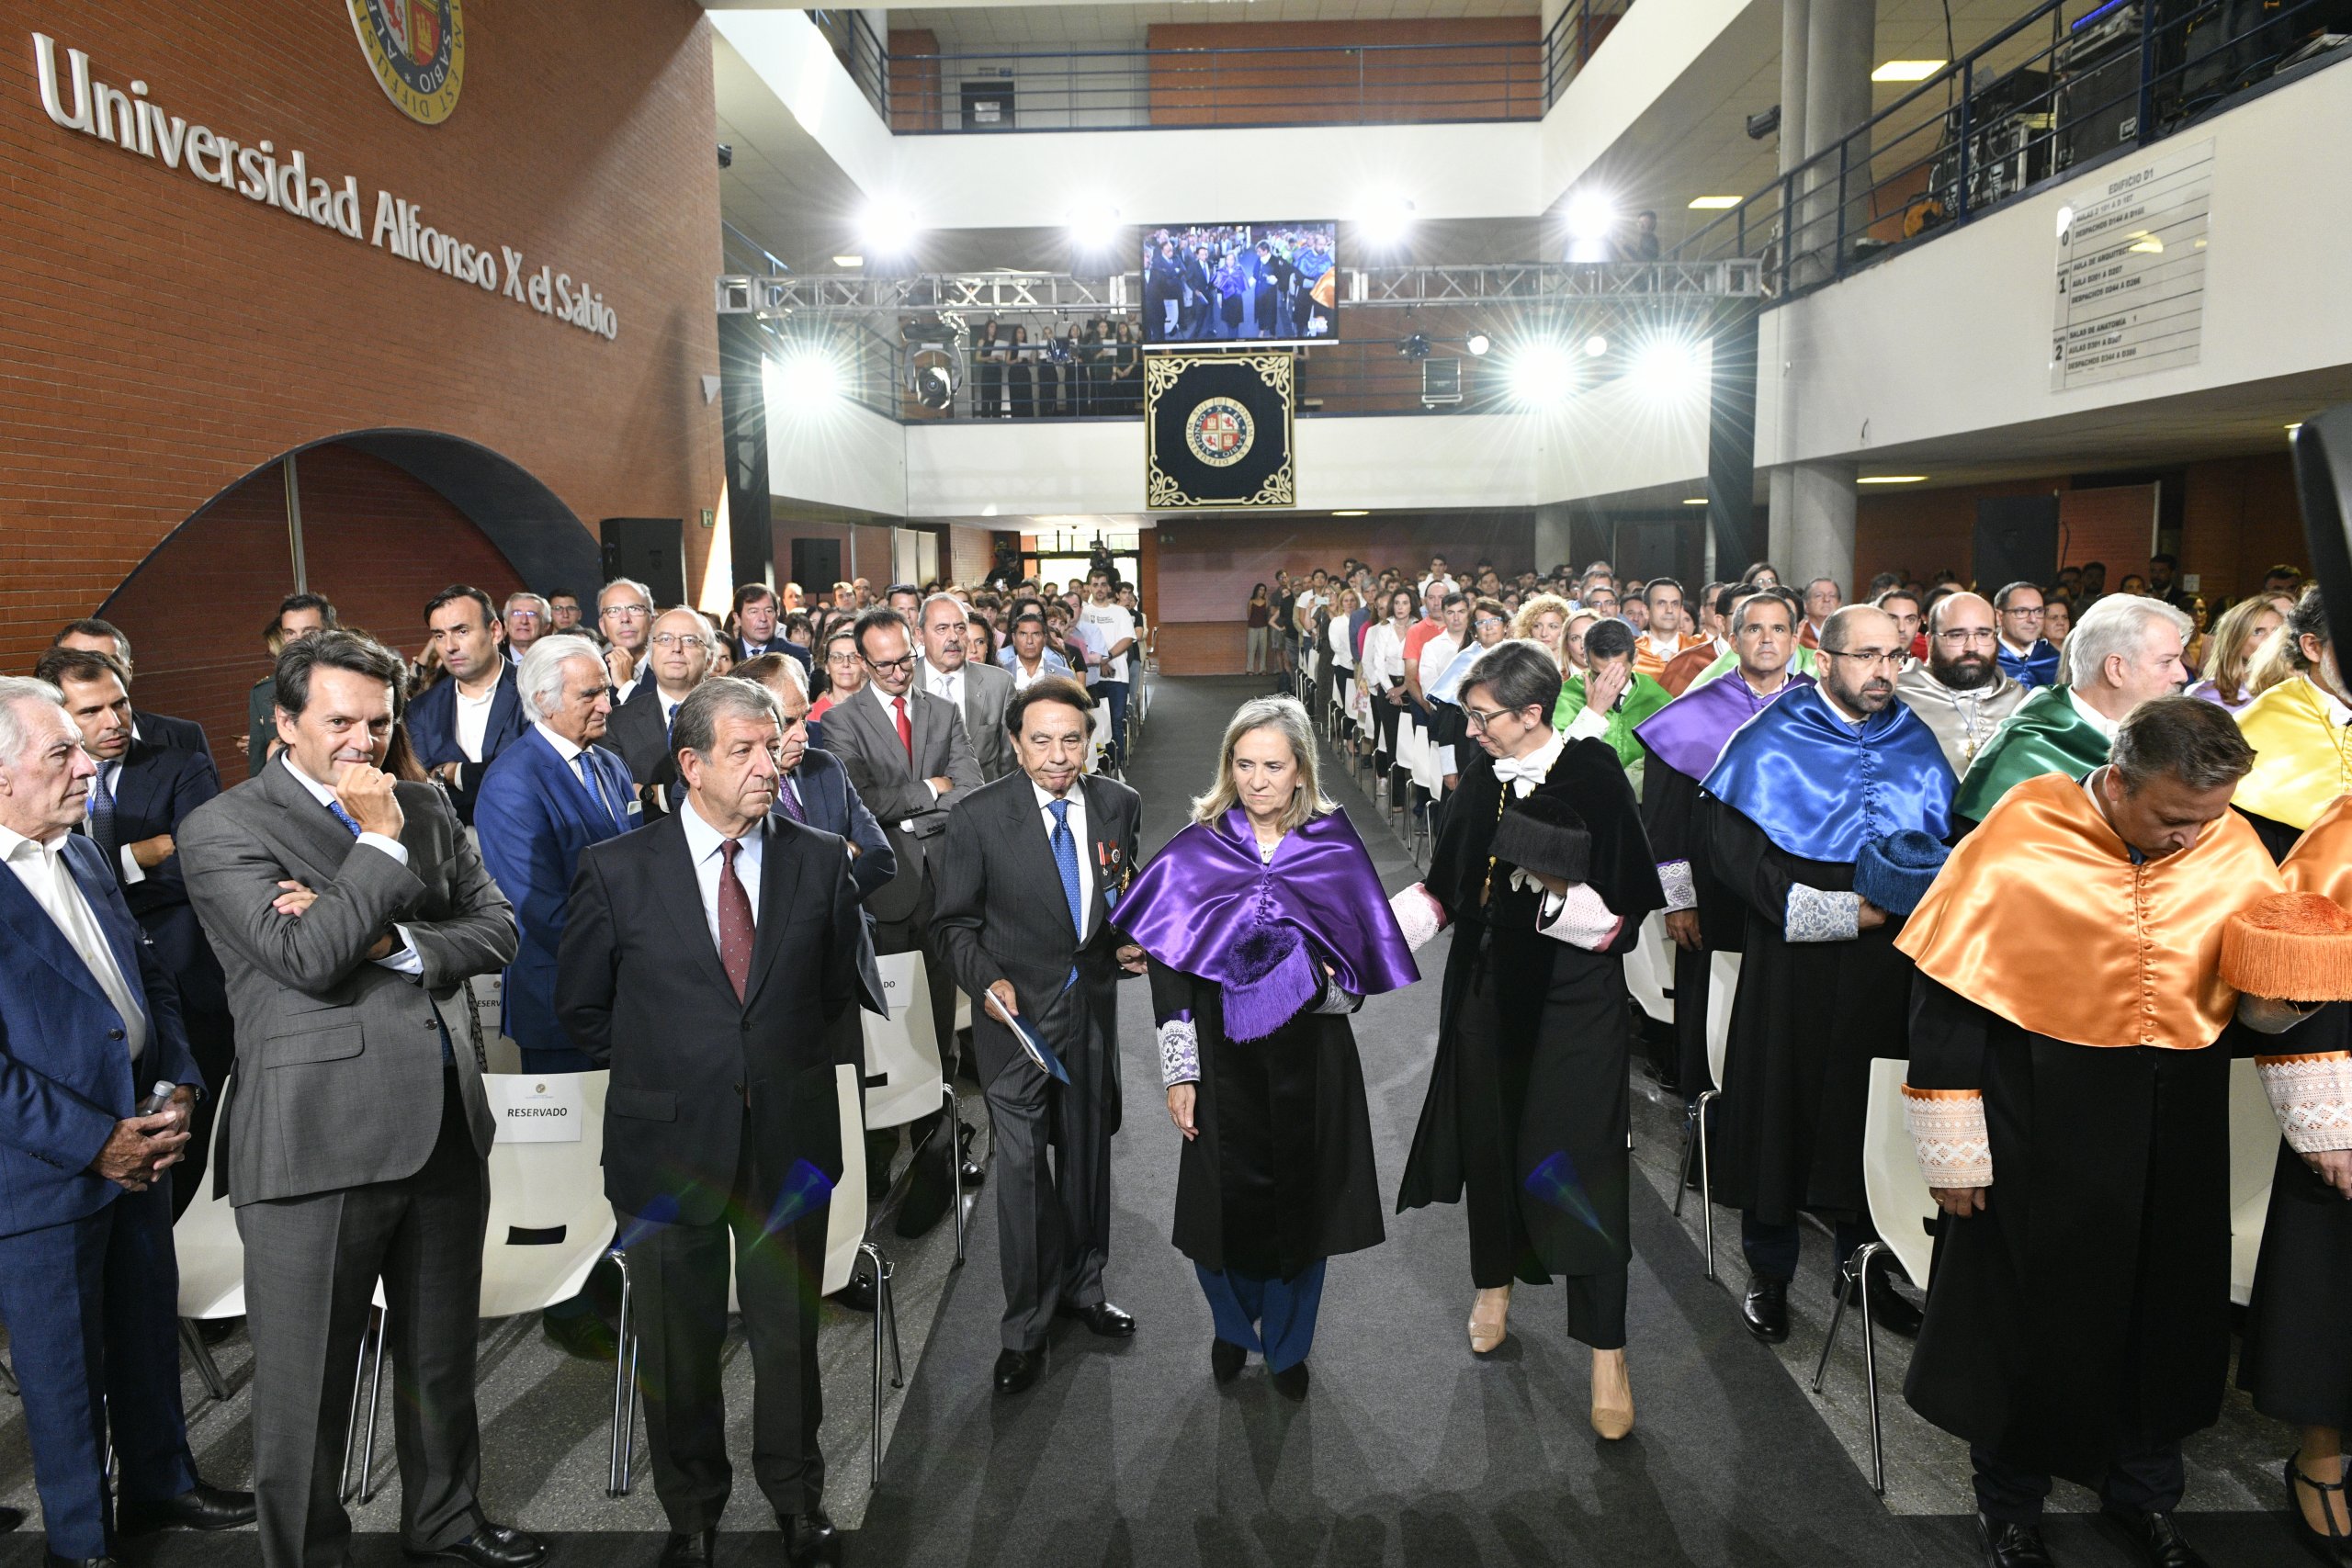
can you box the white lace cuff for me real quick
[1903,1086,1992,1188]
[1785,885,1860,943]
[1537,883,1623,952]
[1158,1018,1201,1087]
[1657,859,1697,913]
[2256,1052,2352,1154]
[1390,883,1447,953]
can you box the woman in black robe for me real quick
[1395,640,1666,1438]
[1116,695,1418,1399]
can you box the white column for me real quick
[1783,460,1857,592]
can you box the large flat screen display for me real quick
[1141,222,1337,348]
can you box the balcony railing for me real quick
[1671,0,2351,296]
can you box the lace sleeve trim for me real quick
[1158,1017,1202,1088]
[1902,1085,1992,1188]
[2256,1051,2352,1155]
[1785,884,1860,943]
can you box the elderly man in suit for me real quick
[819,607,982,1236]
[916,592,1016,783]
[34,646,235,1218]
[51,619,213,761]
[557,678,864,1568]
[408,586,528,828]
[0,676,254,1564]
[177,632,534,1568]
[604,605,712,818]
[933,675,1143,1395]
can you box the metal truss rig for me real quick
[714,260,1765,318]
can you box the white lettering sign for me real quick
[486,1075,586,1144]
[2050,139,2210,390]
[30,31,617,343]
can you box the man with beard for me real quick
[1951,595,2190,832]
[1896,592,2028,777]
[1633,590,1813,1098]
[1897,697,2305,1568]
[1702,605,1957,1343]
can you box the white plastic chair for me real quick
[1622,913,1674,1032]
[1673,950,1742,1281]
[1810,1059,1938,1497]
[2227,1058,2281,1306]
[174,1082,248,1404]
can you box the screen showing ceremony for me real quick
[1141,221,1338,348]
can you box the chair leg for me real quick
[1807,1241,1889,1495]
[606,1250,638,1498]
[0,1349,20,1396]
[1693,1089,1720,1282]
[180,1319,230,1405]
[884,1258,903,1389]
[859,1241,887,1488]
[943,1083,967,1267]
[338,1307,377,1504]
[357,1307,389,1505]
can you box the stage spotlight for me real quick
[1067,199,1123,253]
[1630,334,1706,401]
[1359,193,1418,248]
[768,349,844,412]
[1584,333,1610,357]
[1399,333,1431,360]
[1466,333,1491,356]
[857,198,920,256]
[1564,191,1617,243]
[914,365,955,410]
[1506,340,1578,408]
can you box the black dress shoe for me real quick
[1211,1338,1247,1383]
[118,1481,256,1534]
[1057,1300,1136,1337]
[42,1555,119,1568]
[541,1307,618,1362]
[1269,1360,1311,1401]
[196,1316,240,1346]
[831,1270,877,1313]
[994,1347,1043,1394]
[1,1505,20,1533]
[1975,1512,2053,1567]
[1841,1268,1924,1339]
[2101,1505,2211,1568]
[658,1530,717,1568]
[403,1522,548,1568]
[1741,1277,1790,1344]
[782,1508,840,1565]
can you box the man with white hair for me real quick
[0,677,252,1556]
[602,605,713,817]
[503,593,549,664]
[1952,593,2190,830]
[596,577,657,703]
[915,591,1015,783]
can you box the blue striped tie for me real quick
[1049,799,1083,987]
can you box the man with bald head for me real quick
[1702,604,1960,1344]
[596,606,712,818]
[1895,592,2028,776]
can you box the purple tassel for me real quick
[1221,922,1320,1042]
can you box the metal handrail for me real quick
[1541,0,1637,107]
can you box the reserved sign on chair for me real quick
[485,1076,587,1144]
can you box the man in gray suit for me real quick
[177,632,537,1568]
[932,676,1143,1395]
[914,592,1015,784]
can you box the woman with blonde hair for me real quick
[1114,696,1419,1397]
[2187,594,2286,713]
[1513,592,1575,667]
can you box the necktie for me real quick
[1048,799,1085,942]
[893,696,913,765]
[777,776,807,825]
[717,839,754,1002]
[87,765,119,871]
[580,753,622,832]
[328,800,365,838]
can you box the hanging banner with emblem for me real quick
[1145,354,1295,510]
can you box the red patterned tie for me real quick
[893,695,913,764]
[718,839,754,1002]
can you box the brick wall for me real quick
[1145,19,1543,127]
[1,0,724,671]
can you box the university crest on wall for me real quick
[1145,355,1296,510]
[349,0,466,125]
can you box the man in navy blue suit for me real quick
[408,586,528,826]
[0,676,254,1562]
[51,619,214,762]
[729,583,811,672]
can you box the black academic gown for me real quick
[1398,740,1665,1340]
[1708,806,1915,1225]
[1638,750,1747,1094]
[1150,957,1382,1281]
[1904,975,2234,1483]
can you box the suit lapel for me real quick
[1020,781,1080,943]
[259,756,365,886]
[744,815,806,1006]
[65,840,148,1020]
[650,816,735,998]
[0,852,112,1006]
[110,740,166,836]
[484,666,522,760]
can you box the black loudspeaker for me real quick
[1973,496,2061,590]
[790,537,842,596]
[2291,408,2352,655]
[600,518,685,608]
[2055,40,2143,172]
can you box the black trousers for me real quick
[1973,1435,2183,1526]
[622,1123,827,1531]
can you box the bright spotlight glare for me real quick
[769,351,844,412]
[1564,191,1618,243]
[1630,335,1705,400]
[858,199,920,255]
[1583,333,1610,358]
[1507,340,1578,407]
[1359,193,1418,247]
[1466,333,1491,356]
[1067,200,1123,252]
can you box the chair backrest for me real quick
[2226,1056,2280,1306]
[1621,912,1671,1031]
[822,1064,866,1296]
[478,1071,619,1319]
[1861,1059,1938,1289]
[174,1083,247,1321]
[1706,951,1741,1089]
[862,949,945,1130]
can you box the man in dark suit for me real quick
[0,676,254,1562]
[35,646,235,1217]
[915,592,1016,784]
[557,678,863,1568]
[730,583,812,671]
[932,676,1143,1395]
[408,585,528,828]
[603,605,712,818]
[817,609,981,1235]
[177,632,535,1568]
[243,593,336,776]
[51,619,213,761]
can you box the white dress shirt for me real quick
[678,795,763,951]
[452,678,498,763]
[1034,780,1096,941]
[2067,685,2122,743]
[0,822,148,1059]
[928,662,965,711]
[279,755,424,976]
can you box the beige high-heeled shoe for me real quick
[1590,1348,1634,1440]
[1468,1285,1511,1354]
